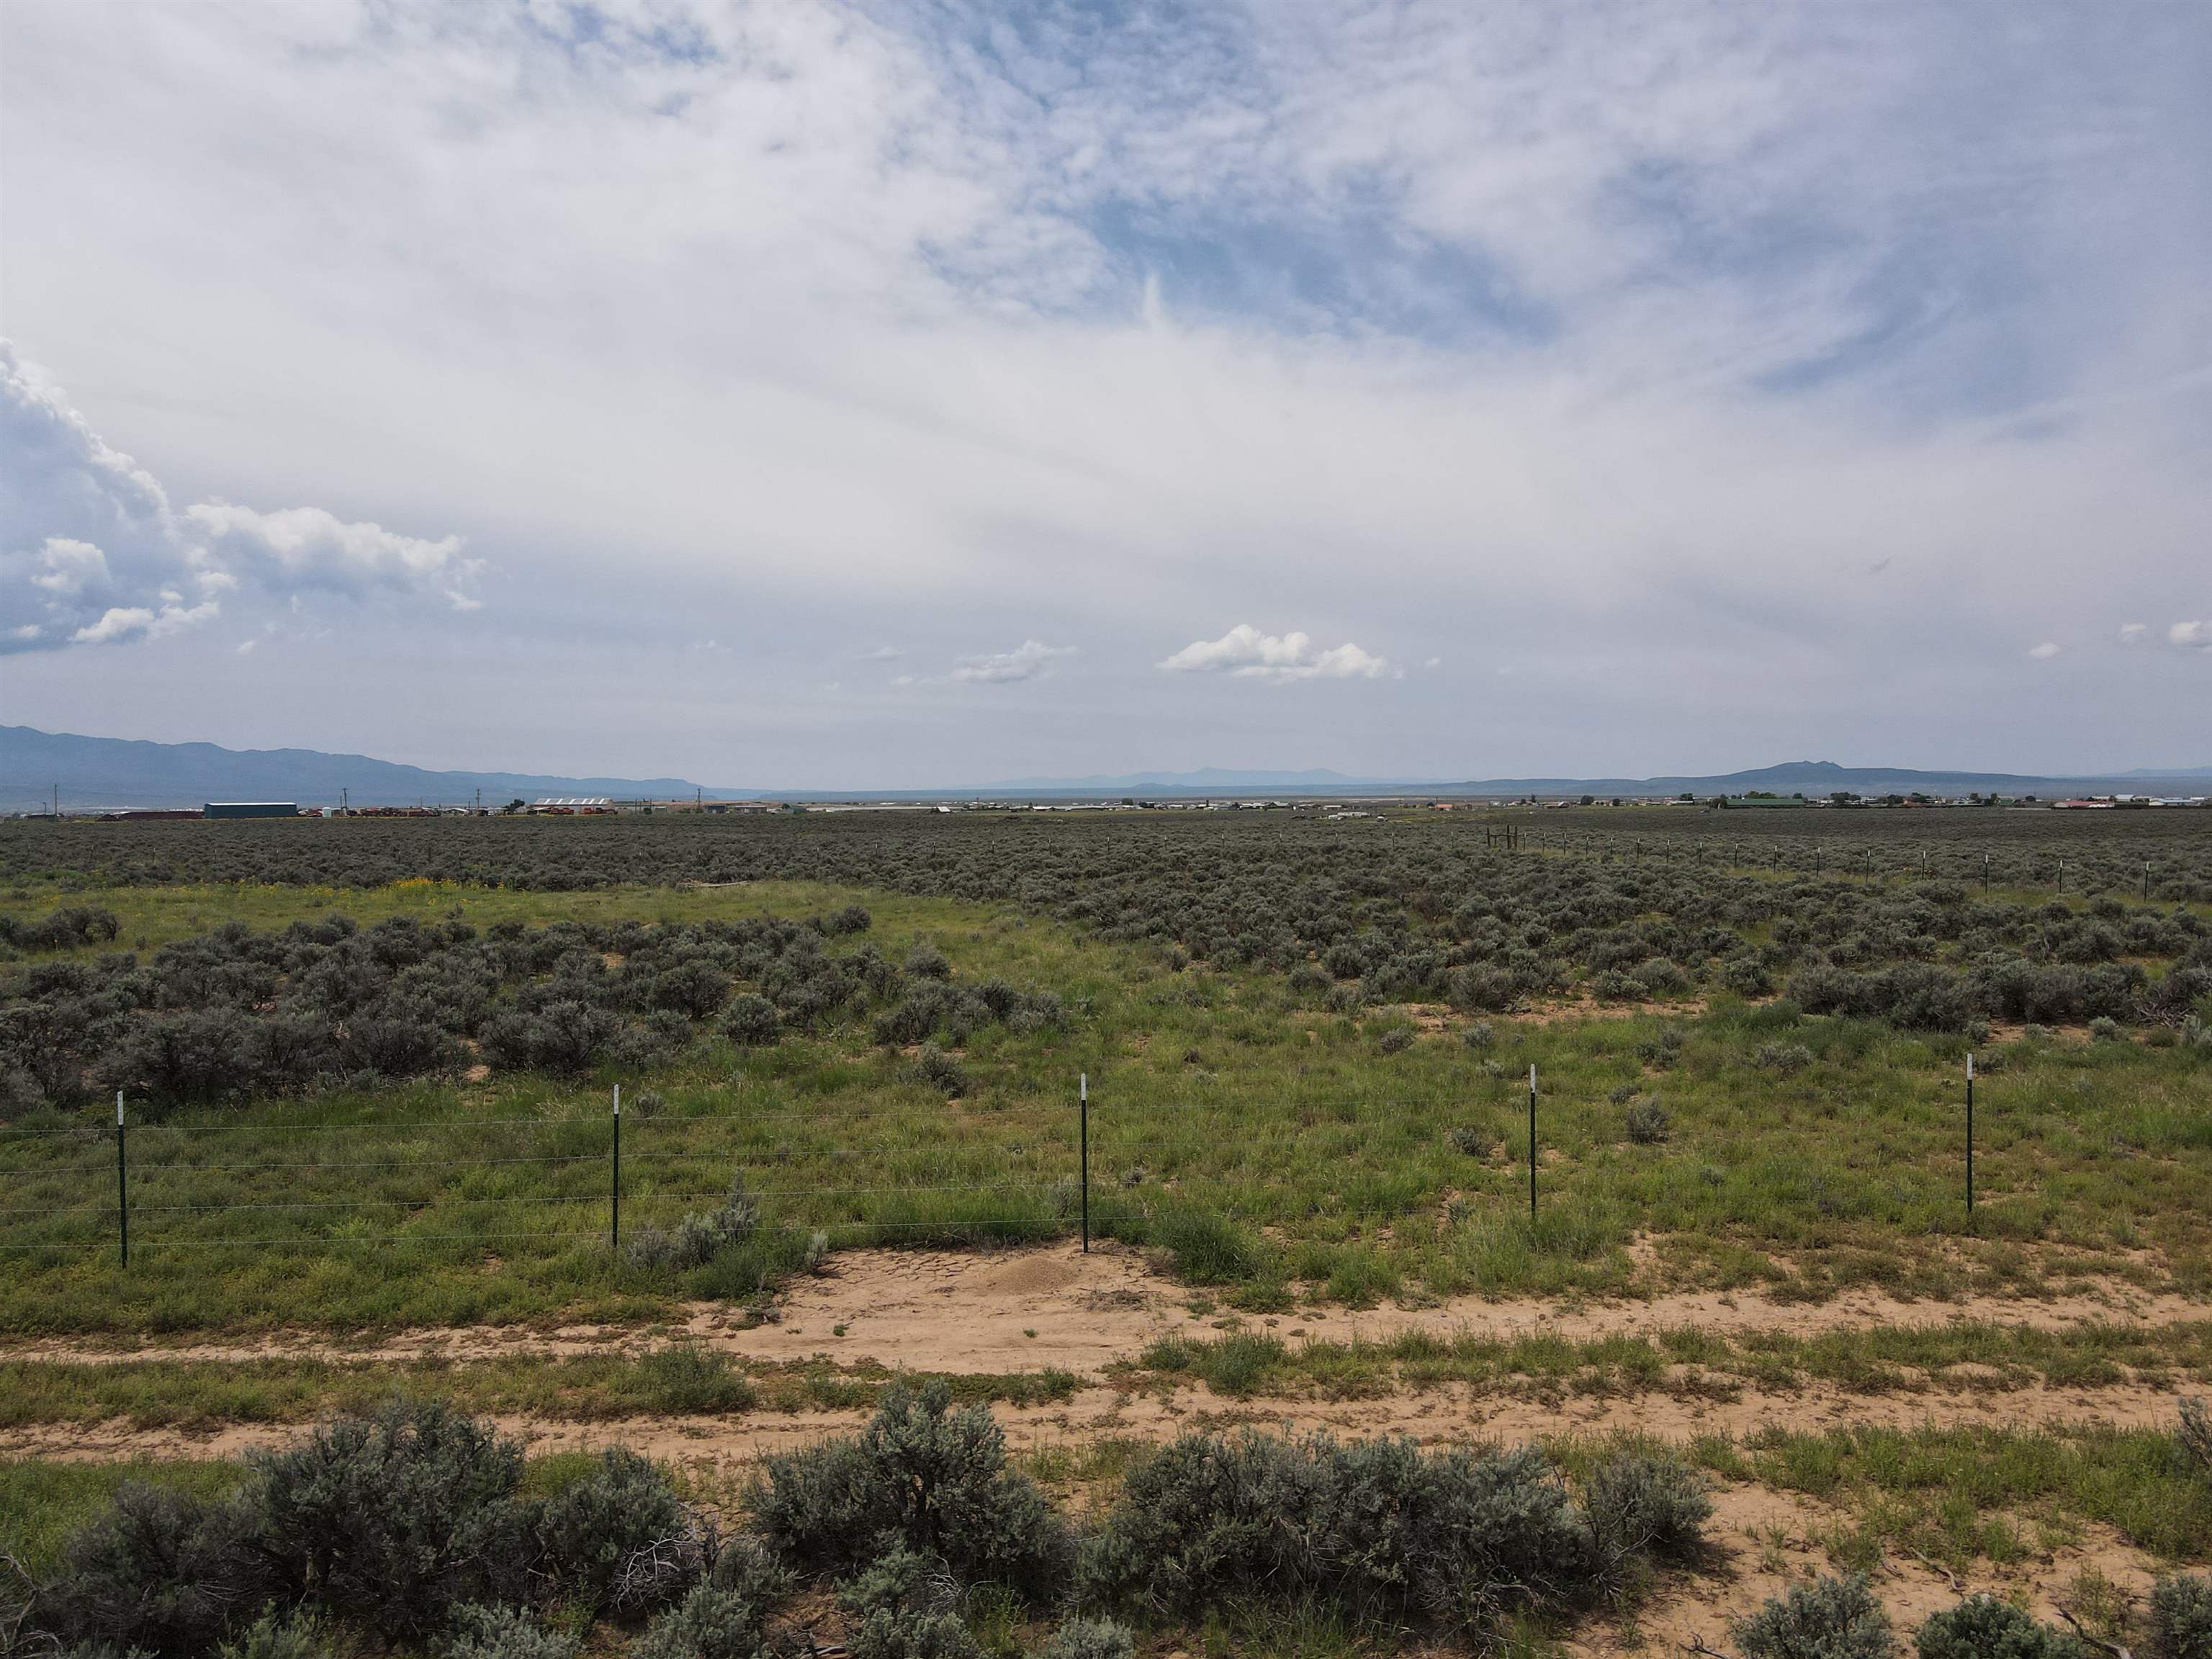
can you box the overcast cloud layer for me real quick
[2,1,2206,787]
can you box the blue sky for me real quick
[2,0,2207,786]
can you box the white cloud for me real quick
[1160,625,1392,681]
[30,538,109,595]
[2172,620,2212,651]
[1,343,477,652]
[2120,622,2149,643]
[948,639,1075,683]
[2028,641,2062,659]
[184,503,477,598]
[70,598,217,645]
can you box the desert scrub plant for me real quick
[2152,1575,2212,1659]
[1914,1595,2084,1659]
[441,1606,580,1659]
[1377,1025,1415,1056]
[627,1177,761,1272]
[1734,1573,1894,1659]
[2180,1398,2212,1477]
[216,1610,333,1659]
[248,1398,525,1640]
[910,1042,968,1099]
[835,1545,982,1659]
[1625,1096,1671,1146]
[1078,1430,1681,1634]
[752,1378,1070,1598]
[707,1533,793,1604]
[631,1583,773,1659]
[1755,1041,1815,1074]
[1448,1123,1498,1159]
[1040,1619,1136,1659]
[37,1481,276,1656]
[531,1446,708,1616]
[721,994,781,1047]
[1582,1451,1709,1572]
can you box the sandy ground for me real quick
[0,1372,2182,1466]
[8,1239,2204,1375]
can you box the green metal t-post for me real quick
[1527,1064,1537,1222]
[611,1084,621,1255]
[1079,1072,1089,1254]
[1964,1053,1975,1228]
[115,1091,127,1269]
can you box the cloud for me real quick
[1160,625,1393,681]
[2028,641,2062,659]
[948,639,1075,683]
[1,343,477,652]
[2120,623,2149,643]
[860,646,902,662]
[2172,620,2212,651]
[182,503,476,596]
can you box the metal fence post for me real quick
[611,1084,621,1255]
[1964,1053,1975,1228]
[1079,1072,1089,1254]
[115,1090,128,1269]
[1527,1064,1537,1223]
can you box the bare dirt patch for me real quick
[11,1241,2206,1375]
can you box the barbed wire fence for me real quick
[0,1056,1993,1273]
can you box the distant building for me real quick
[531,797,613,812]
[204,802,297,819]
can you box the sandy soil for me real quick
[0,1369,2183,1467]
[9,1239,2203,1375]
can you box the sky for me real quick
[2,1,2208,789]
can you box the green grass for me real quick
[4,877,2212,1334]
[1122,1318,2212,1402]
[0,1350,1079,1431]
[1725,1421,2212,1570]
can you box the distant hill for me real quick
[0,727,735,811]
[986,759,2212,799]
[4,727,2206,811]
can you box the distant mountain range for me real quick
[986,760,2212,799]
[1,727,740,811]
[3,727,2206,811]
